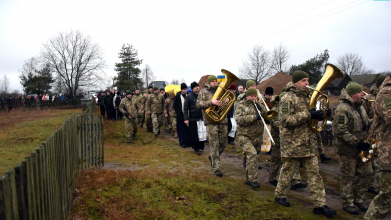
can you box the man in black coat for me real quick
[173,83,190,147]
[184,82,205,155]
[104,90,114,120]
[98,92,106,118]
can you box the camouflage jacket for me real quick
[235,99,265,140]
[334,89,370,156]
[119,97,138,118]
[374,76,391,170]
[141,92,151,112]
[146,93,165,114]
[196,83,228,125]
[133,94,143,114]
[164,97,176,117]
[270,102,281,147]
[278,82,318,158]
[363,84,378,119]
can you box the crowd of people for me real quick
[103,72,390,219]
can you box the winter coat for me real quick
[119,97,138,118]
[173,92,187,121]
[196,83,228,125]
[104,94,114,107]
[235,98,265,140]
[98,95,105,106]
[334,88,370,156]
[184,92,203,121]
[164,97,176,117]
[146,92,165,114]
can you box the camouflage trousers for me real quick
[169,116,177,132]
[163,116,169,131]
[269,144,301,185]
[137,113,143,125]
[339,154,373,207]
[275,156,326,207]
[239,136,261,182]
[207,123,228,172]
[364,171,391,220]
[371,156,380,186]
[145,112,152,128]
[140,112,145,125]
[124,117,137,139]
[151,113,165,135]
[318,144,324,155]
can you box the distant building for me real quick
[325,74,380,96]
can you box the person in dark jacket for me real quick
[114,91,122,120]
[227,84,237,146]
[184,82,205,155]
[104,90,114,120]
[98,92,106,118]
[173,83,190,147]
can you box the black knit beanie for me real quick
[181,83,187,90]
[191,81,199,89]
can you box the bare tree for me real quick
[180,77,187,85]
[40,30,106,96]
[0,75,10,93]
[20,57,39,76]
[270,43,290,73]
[336,53,365,75]
[239,45,272,84]
[141,64,155,87]
[170,79,180,84]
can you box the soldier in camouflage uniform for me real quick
[334,82,372,215]
[119,90,138,143]
[164,91,177,137]
[235,88,266,188]
[236,80,257,102]
[140,90,147,127]
[363,75,386,195]
[133,89,143,125]
[196,75,228,177]
[268,93,305,189]
[364,75,391,220]
[146,86,165,137]
[275,70,336,217]
[142,86,153,132]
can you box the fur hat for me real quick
[160,88,165,92]
[190,81,199,89]
[265,87,273,95]
[181,83,187,90]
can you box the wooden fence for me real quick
[0,100,104,220]
[0,99,87,112]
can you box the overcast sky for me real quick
[1,0,390,92]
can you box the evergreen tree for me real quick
[113,44,143,90]
[20,64,54,94]
[289,49,329,85]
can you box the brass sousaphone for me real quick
[308,63,344,132]
[205,69,240,124]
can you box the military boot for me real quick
[269,180,278,186]
[343,206,359,215]
[314,205,336,216]
[133,134,137,140]
[275,198,290,207]
[215,170,223,177]
[368,186,379,195]
[155,134,158,138]
[320,153,332,162]
[127,138,131,144]
[245,181,260,188]
[354,202,368,211]
[243,157,246,168]
[174,131,178,138]
[290,182,307,190]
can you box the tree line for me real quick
[239,43,390,85]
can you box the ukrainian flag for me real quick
[217,75,225,82]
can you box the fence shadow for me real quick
[0,99,104,220]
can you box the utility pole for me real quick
[145,68,148,87]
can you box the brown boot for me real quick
[174,131,178,138]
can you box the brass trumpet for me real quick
[362,91,375,102]
[253,101,275,145]
[360,122,377,163]
[256,89,277,120]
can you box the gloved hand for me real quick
[255,102,262,110]
[256,112,262,120]
[265,119,270,125]
[309,107,324,120]
[125,112,130,118]
[326,108,332,118]
[357,141,370,151]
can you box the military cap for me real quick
[376,75,387,87]
[207,75,217,84]
[169,91,175,96]
[346,82,363,96]
[153,86,159,91]
[246,88,257,97]
[126,90,131,94]
[246,80,256,89]
[292,70,309,83]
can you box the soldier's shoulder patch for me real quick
[385,97,391,110]
[281,103,288,114]
[337,115,345,124]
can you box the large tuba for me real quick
[360,122,377,163]
[308,63,344,132]
[205,69,240,124]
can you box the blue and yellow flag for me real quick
[217,75,225,82]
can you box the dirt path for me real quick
[100,131,390,219]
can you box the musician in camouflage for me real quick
[275,71,336,217]
[268,94,304,189]
[141,86,153,131]
[164,91,177,137]
[119,90,138,143]
[196,75,228,177]
[364,76,391,220]
[146,86,165,137]
[235,88,266,188]
[236,80,257,102]
[363,75,386,195]
[334,82,372,215]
